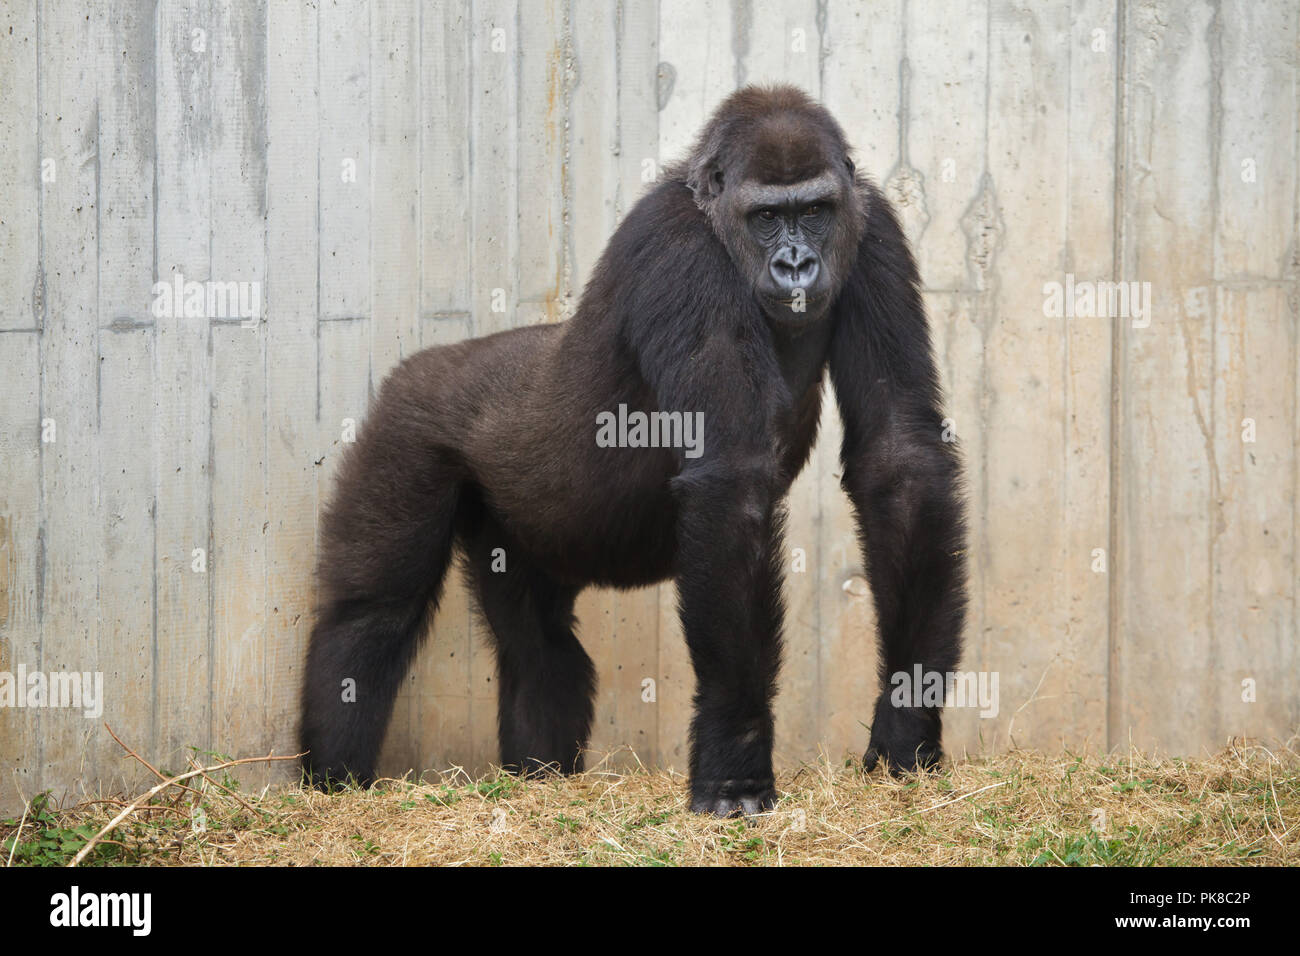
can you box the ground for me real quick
[4,745,1296,866]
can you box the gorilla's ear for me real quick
[687,153,725,206]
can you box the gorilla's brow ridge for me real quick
[732,170,842,210]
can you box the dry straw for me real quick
[6,736,1296,867]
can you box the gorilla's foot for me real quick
[863,738,943,775]
[689,778,778,816]
[863,692,944,776]
[299,758,375,793]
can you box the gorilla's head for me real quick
[680,85,867,328]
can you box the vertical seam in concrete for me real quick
[409,2,422,363]
[1206,0,1224,738]
[1106,0,1128,753]
[260,0,271,758]
[465,4,475,336]
[612,0,623,221]
[150,0,160,765]
[815,0,827,97]
[315,1,322,423]
[898,0,908,164]
[977,0,991,686]
[206,0,216,754]
[512,0,521,330]
[1291,4,1300,722]
[95,99,102,432]
[418,0,425,343]
[366,1,375,402]
[1063,4,1073,584]
[561,0,574,319]
[731,0,750,90]
[34,0,45,792]
[93,59,103,789]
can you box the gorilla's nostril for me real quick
[770,243,819,292]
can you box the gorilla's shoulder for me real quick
[608,180,730,273]
[578,179,751,366]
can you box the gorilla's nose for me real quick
[770,243,820,293]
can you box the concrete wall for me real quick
[0,0,1296,811]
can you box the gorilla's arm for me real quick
[667,387,788,815]
[829,183,968,772]
[614,183,789,814]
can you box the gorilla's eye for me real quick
[757,209,776,222]
[803,204,822,217]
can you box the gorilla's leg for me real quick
[300,452,460,789]
[464,531,596,775]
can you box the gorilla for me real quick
[300,85,966,815]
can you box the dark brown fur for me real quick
[300,85,967,815]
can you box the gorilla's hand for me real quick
[862,692,943,775]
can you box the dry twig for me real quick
[68,750,301,867]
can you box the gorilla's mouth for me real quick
[769,290,828,307]
[763,291,831,329]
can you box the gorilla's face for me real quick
[731,169,848,324]
[691,111,867,329]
